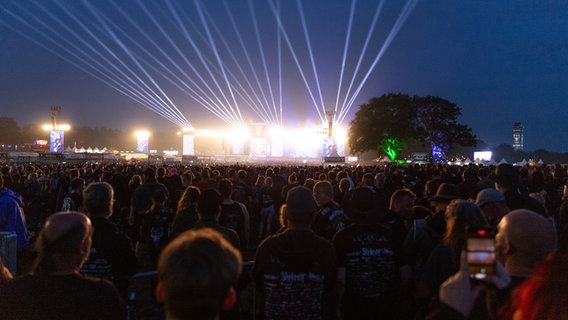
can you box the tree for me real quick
[0,117,23,145]
[348,93,417,157]
[413,96,477,162]
[348,93,476,162]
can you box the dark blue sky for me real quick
[1,0,567,152]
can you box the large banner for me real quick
[50,130,64,153]
[182,134,195,156]
[136,135,149,153]
[322,136,344,157]
[232,141,244,155]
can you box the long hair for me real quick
[443,200,489,262]
[177,186,201,213]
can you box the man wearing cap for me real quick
[0,212,124,319]
[333,187,409,320]
[475,188,510,226]
[253,186,338,320]
[494,164,545,216]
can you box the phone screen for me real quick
[467,227,496,279]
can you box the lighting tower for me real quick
[50,106,61,130]
[512,122,524,151]
[326,111,335,137]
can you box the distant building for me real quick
[512,122,524,151]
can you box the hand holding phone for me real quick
[467,226,496,279]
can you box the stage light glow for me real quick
[268,125,283,136]
[42,124,71,131]
[195,129,224,137]
[228,127,251,142]
[134,130,150,138]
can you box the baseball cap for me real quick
[475,188,505,207]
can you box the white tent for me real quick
[498,158,508,165]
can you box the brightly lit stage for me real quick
[146,124,349,162]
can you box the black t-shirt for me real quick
[81,217,138,298]
[220,201,247,249]
[62,191,82,211]
[0,273,124,320]
[253,229,338,320]
[312,201,349,241]
[333,223,403,301]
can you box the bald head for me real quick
[34,212,92,275]
[43,212,92,243]
[497,209,557,276]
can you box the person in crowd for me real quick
[494,164,546,216]
[232,169,252,210]
[418,200,489,303]
[0,174,33,274]
[138,189,175,270]
[257,176,276,241]
[80,182,138,299]
[429,208,558,319]
[404,183,461,276]
[62,177,85,212]
[193,189,240,250]
[336,177,354,216]
[428,250,510,320]
[218,178,250,252]
[492,209,558,318]
[55,168,80,212]
[312,180,349,241]
[458,168,479,200]
[171,186,200,239]
[165,166,183,209]
[476,166,494,191]
[0,212,124,319]
[383,188,417,243]
[253,186,338,319]
[282,172,300,202]
[129,167,169,238]
[0,175,30,251]
[372,172,390,214]
[156,228,242,320]
[475,188,510,226]
[128,174,142,198]
[510,252,568,320]
[333,187,410,320]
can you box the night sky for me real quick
[1,0,567,152]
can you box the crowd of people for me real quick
[0,160,567,319]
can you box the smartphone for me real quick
[466,226,496,279]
